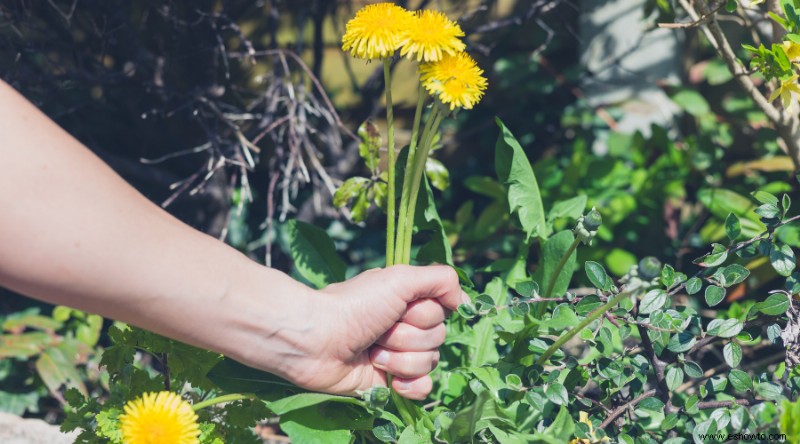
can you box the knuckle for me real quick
[441,266,459,285]
[431,324,447,346]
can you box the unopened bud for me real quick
[638,256,662,280]
[583,209,603,231]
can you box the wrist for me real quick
[215,260,321,382]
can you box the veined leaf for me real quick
[494,118,548,239]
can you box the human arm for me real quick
[0,81,465,399]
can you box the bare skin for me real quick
[0,81,466,400]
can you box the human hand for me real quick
[286,265,466,400]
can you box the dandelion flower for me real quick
[342,3,414,60]
[568,411,610,444]
[420,52,488,110]
[120,391,200,444]
[770,75,800,110]
[400,10,465,62]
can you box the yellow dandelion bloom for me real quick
[342,3,414,60]
[420,52,488,110]
[120,391,200,444]
[568,411,610,444]
[769,75,800,110]
[399,10,466,62]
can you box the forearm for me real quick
[0,81,312,373]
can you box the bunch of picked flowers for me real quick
[339,2,488,267]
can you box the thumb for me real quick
[382,264,467,311]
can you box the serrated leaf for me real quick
[286,220,346,289]
[495,119,548,239]
[547,195,587,222]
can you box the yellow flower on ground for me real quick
[420,52,488,110]
[781,40,800,62]
[342,3,414,60]
[399,10,466,62]
[769,75,800,110]
[568,411,610,444]
[120,391,200,444]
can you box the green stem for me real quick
[536,237,581,317]
[192,393,253,411]
[535,291,629,366]
[384,59,397,267]
[400,106,444,264]
[394,85,427,265]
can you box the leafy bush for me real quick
[2,1,800,443]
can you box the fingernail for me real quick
[461,291,471,305]
[396,380,412,391]
[373,349,390,366]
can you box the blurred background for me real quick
[0,0,795,423]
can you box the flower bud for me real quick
[638,256,662,280]
[583,209,603,231]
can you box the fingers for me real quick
[392,375,433,400]
[401,299,447,329]
[377,322,446,351]
[385,264,467,311]
[370,347,440,379]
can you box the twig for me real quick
[658,1,726,29]
[696,398,763,409]
[679,0,800,169]
[600,389,657,430]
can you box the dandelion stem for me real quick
[400,105,444,264]
[192,393,253,411]
[395,84,427,265]
[384,59,397,267]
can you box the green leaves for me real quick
[671,89,710,116]
[755,293,790,315]
[666,367,684,391]
[707,318,743,338]
[541,231,578,297]
[723,342,742,367]
[725,213,741,240]
[770,243,796,277]
[585,261,613,291]
[545,382,569,405]
[207,358,300,395]
[494,119,548,239]
[704,285,726,307]
[667,331,696,353]
[640,289,668,315]
[286,220,346,289]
